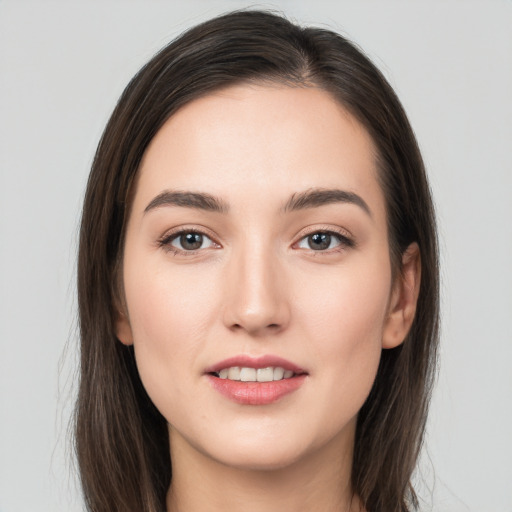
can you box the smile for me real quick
[205,355,308,405]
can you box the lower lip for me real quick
[206,374,307,405]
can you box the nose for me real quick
[222,241,290,337]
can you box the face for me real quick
[117,84,412,471]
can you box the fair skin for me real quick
[116,84,420,512]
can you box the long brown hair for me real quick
[76,9,439,512]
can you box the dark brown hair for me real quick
[76,9,439,512]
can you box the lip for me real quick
[204,354,305,374]
[204,354,307,405]
[206,374,307,405]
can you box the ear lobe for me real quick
[382,242,421,349]
[115,309,134,346]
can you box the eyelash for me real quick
[157,227,355,256]
[294,227,355,253]
[158,227,219,255]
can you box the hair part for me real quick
[76,9,439,512]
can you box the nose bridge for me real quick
[223,233,289,335]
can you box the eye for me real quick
[159,229,218,254]
[296,231,353,251]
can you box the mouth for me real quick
[205,355,308,405]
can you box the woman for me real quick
[75,9,439,512]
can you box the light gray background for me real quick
[1,1,511,511]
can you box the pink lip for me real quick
[206,375,307,405]
[204,354,305,374]
[204,354,307,405]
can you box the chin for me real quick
[212,443,306,472]
[177,424,309,472]
[203,421,344,473]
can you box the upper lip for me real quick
[204,354,306,374]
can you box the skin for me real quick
[116,84,420,512]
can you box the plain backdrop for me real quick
[1,1,511,511]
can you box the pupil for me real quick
[181,233,202,250]
[309,233,330,250]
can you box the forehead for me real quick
[135,84,385,220]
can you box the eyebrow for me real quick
[144,187,371,217]
[144,190,229,214]
[282,188,372,217]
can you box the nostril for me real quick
[229,322,281,334]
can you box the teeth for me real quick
[227,367,241,380]
[240,367,256,382]
[256,367,273,382]
[273,367,284,380]
[216,366,295,382]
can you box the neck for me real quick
[166,422,364,512]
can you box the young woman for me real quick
[75,9,439,512]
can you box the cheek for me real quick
[123,263,220,418]
[296,255,391,347]
[126,236,229,332]
[293,255,391,416]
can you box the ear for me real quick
[115,308,134,346]
[382,242,421,349]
